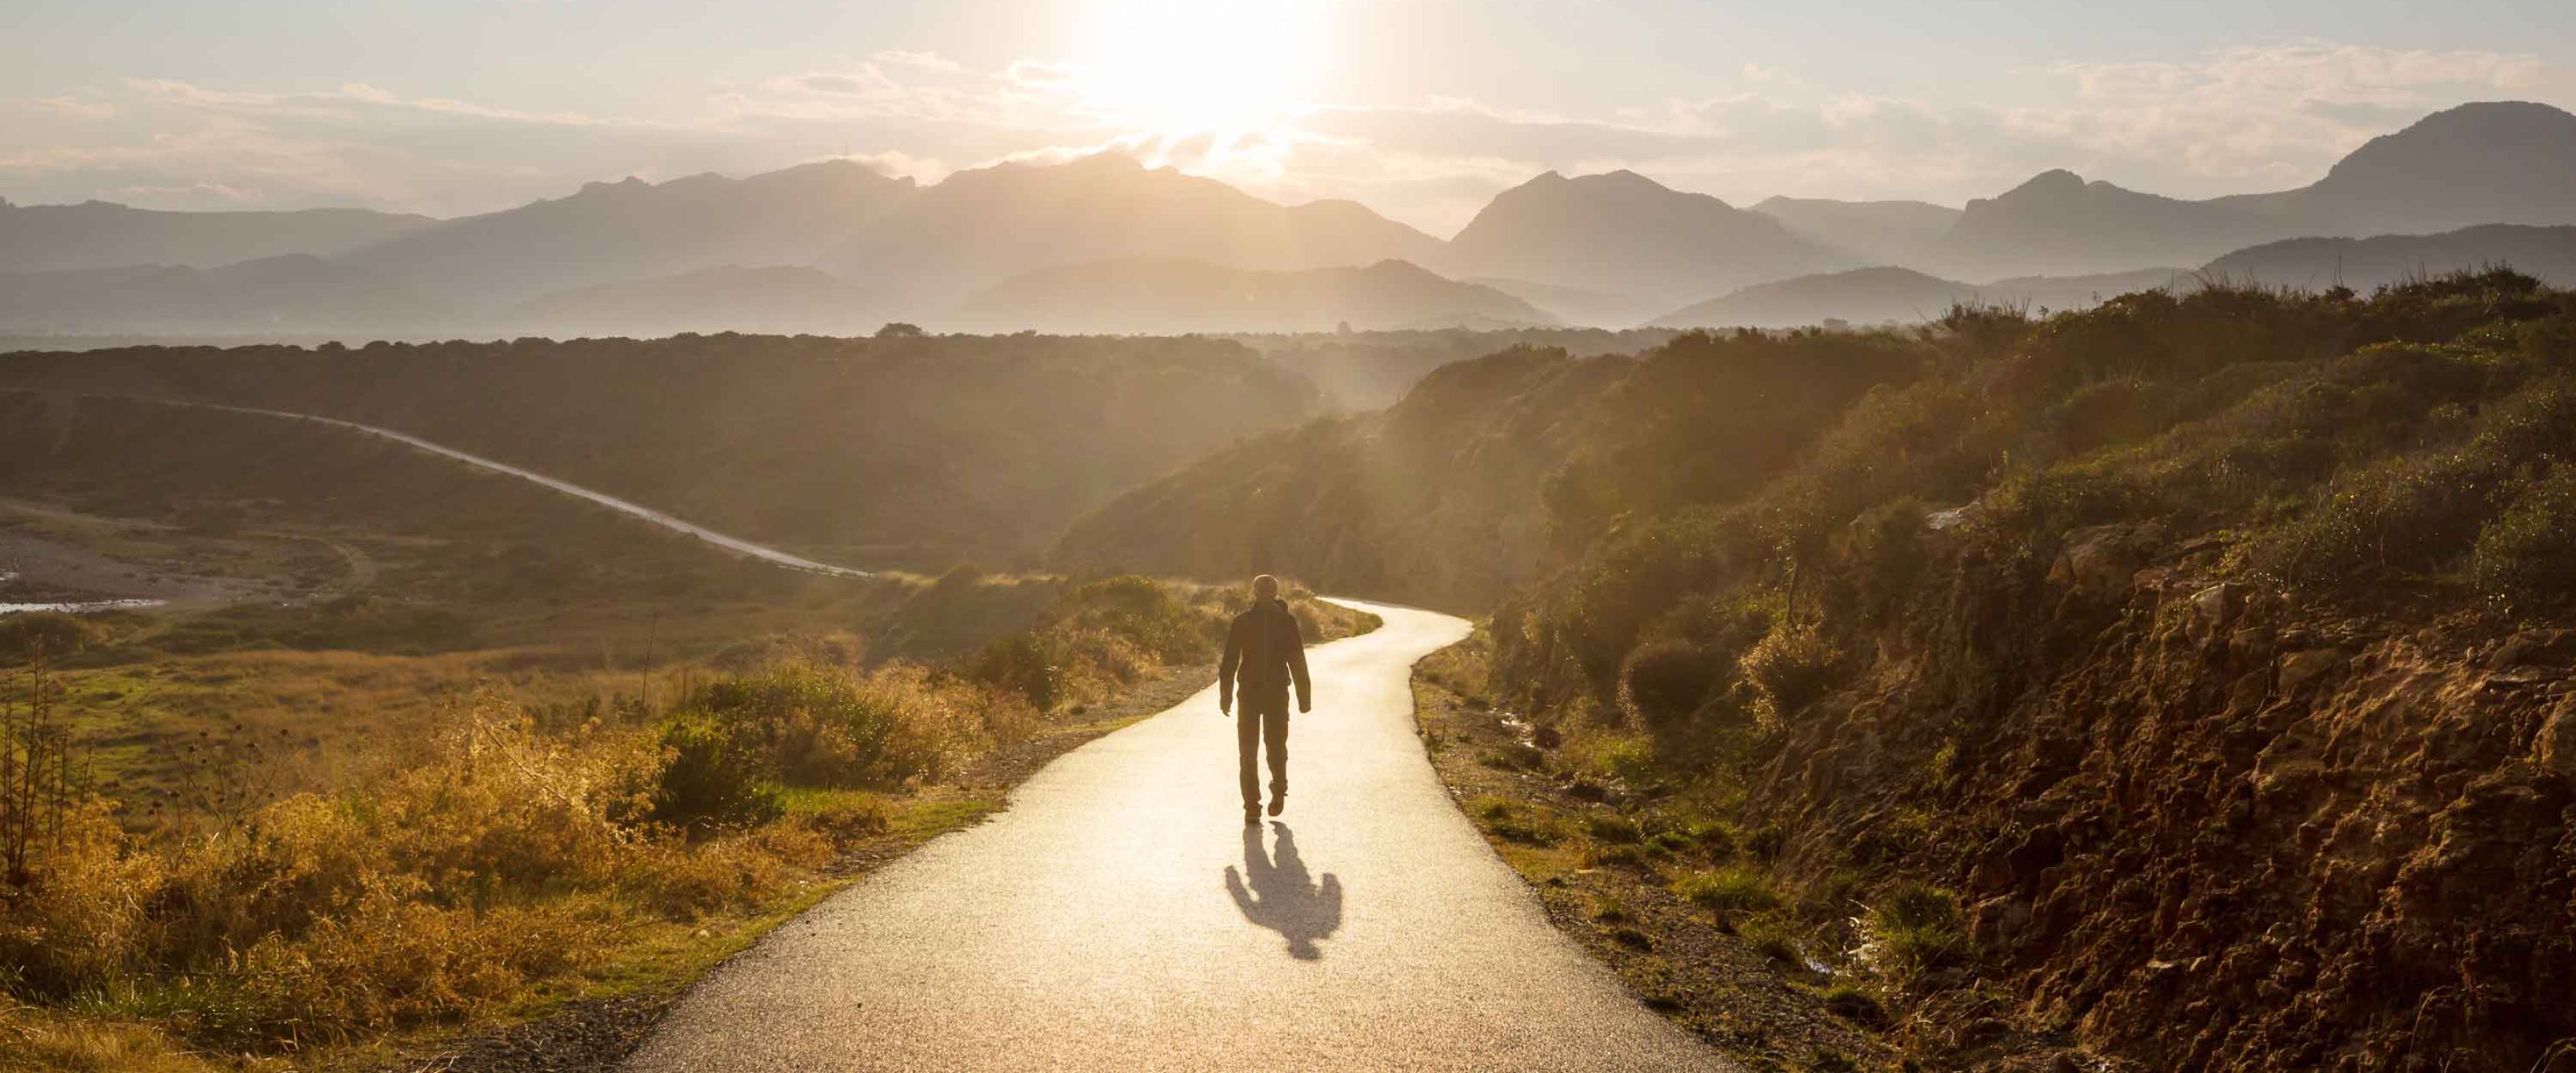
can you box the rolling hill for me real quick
[2203,224,2576,291]
[0,198,431,274]
[956,257,1551,333]
[0,255,442,335]
[504,265,879,338]
[1651,267,1976,329]
[0,333,1323,564]
[1650,266,2191,329]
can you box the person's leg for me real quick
[1236,705,1262,816]
[1264,707,1289,813]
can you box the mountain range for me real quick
[3,100,2574,337]
[957,258,1551,334]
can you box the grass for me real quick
[1674,865,1783,917]
[0,570,1328,1069]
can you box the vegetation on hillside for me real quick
[1079,271,2576,1071]
[0,333,1323,567]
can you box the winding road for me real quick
[626,601,1738,1072]
[164,399,875,578]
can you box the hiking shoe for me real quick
[1267,794,1285,817]
[1244,805,1261,826]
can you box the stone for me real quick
[2277,649,2343,694]
[2052,524,2144,592]
[2193,582,2245,633]
[2538,700,2576,780]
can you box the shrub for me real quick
[652,714,783,829]
[2472,466,2576,611]
[964,632,1056,711]
[1741,619,1838,727]
[1619,640,1729,729]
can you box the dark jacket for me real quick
[1220,599,1311,712]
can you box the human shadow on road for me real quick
[1224,822,1342,960]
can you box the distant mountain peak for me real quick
[2004,169,2089,198]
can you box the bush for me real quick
[1741,618,1838,727]
[964,632,1056,712]
[1620,640,1728,728]
[2472,466,2576,611]
[652,714,784,830]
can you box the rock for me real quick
[2193,582,2245,633]
[2051,524,2144,592]
[2277,648,2343,694]
[2485,664,2568,690]
[2051,1053,2085,1073]
[1956,1016,2013,1048]
[2538,700,2576,780]
[2489,629,2576,669]
[1971,896,2034,947]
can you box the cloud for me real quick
[2,41,2569,231]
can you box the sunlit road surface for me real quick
[627,601,1739,1072]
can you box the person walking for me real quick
[1219,574,1311,825]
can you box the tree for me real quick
[876,322,925,339]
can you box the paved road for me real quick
[627,601,1738,1072]
[96,395,872,578]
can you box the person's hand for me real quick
[1218,696,1231,716]
[1299,700,1311,714]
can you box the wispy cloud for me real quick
[2,42,2568,232]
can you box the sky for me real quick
[3,0,2573,235]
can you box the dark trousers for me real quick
[1236,698,1289,807]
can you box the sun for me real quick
[1077,0,1321,133]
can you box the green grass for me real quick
[1674,865,1782,915]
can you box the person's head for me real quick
[1252,574,1280,602]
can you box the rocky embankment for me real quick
[1754,520,2576,1071]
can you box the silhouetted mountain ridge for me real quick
[1444,170,1846,306]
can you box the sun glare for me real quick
[1079,0,1320,133]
